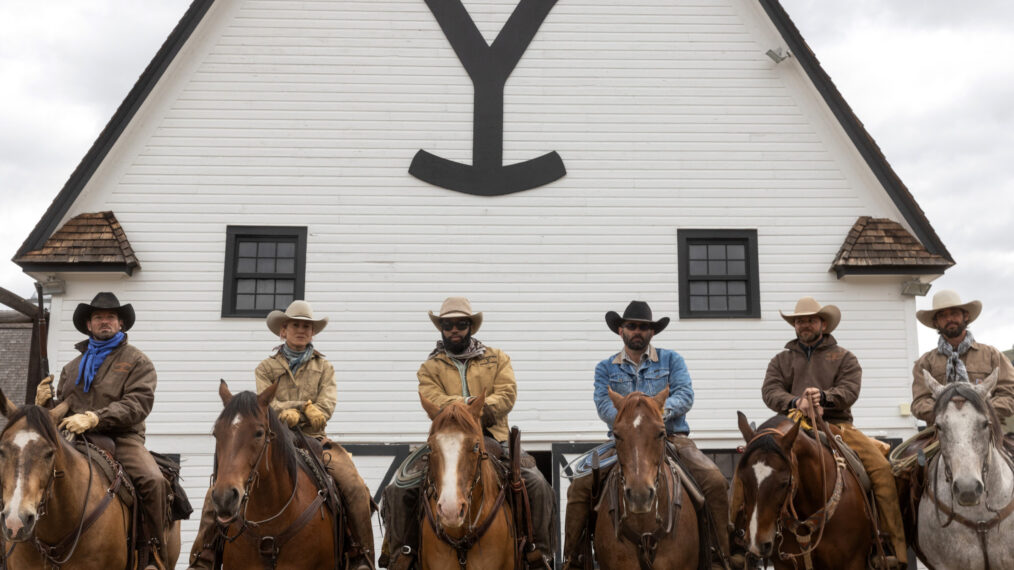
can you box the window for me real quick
[678,229,759,319]
[222,226,307,317]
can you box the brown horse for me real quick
[593,388,699,570]
[419,394,515,569]
[732,413,872,569]
[0,391,181,569]
[210,380,341,568]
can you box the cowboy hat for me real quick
[779,297,841,333]
[73,292,135,336]
[916,290,982,328]
[266,300,328,335]
[605,301,670,334]
[428,297,483,333]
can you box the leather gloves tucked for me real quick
[59,411,99,434]
[303,400,328,431]
[480,404,497,429]
[35,375,54,406]
[278,408,301,428]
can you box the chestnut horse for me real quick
[732,412,872,569]
[593,388,699,570]
[0,391,181,569]
[419,394,515,569]
[211,380,339,568]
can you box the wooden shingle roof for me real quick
[831,216,953,278]
[13,211,140,275]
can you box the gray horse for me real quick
[918,368,1014,569]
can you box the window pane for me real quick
[689,245,708,260]
[689,261,708,276]
[237,279,256,294]
[728,261,746,275]
[276,259,295,274]
[727,244,745,259]
[238,242,257,257]
[729,296,747,311]
[709,296,728,311]
[708,244,726,259]
[256,279,275,294]
[728,281,746,295]
[276,280,294,294]
[277,242,296,257]
[275,294,293,308]
[708,281,727,295]
[237,258,256,273]
[708,260,727,275]
[255,294,274,310]
[257,258,275,273]
[236,294,255,310]
[689,281,708,295]
[258,242,276,257]
[690,296,709,311]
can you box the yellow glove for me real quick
[278,408,300,428]
[35,375,54,406]
[303,400,328,432]
[59,411,99,434]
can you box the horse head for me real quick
[733,412,800,560]
[609,387,668,514]
[924,368,1002,506]
[421,393,486,529]
[211,380,297,524]
[0,390,70,541]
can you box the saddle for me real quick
[805,425,873,493]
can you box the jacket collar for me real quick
[612,344,658,365]
[784,333,838,353]
[75,334,128,353]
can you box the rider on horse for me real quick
[755,296,907,568]
[562,300,731,570]
[379,296,556,570]
[911,290,1014,426]
[188,300,376,570]
[34,292,170,570]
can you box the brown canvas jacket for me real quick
[56,335,156,438]
[762,334,861,424]
[417,346,517,442]
[911,340,1014,424]
[255,350,337,439]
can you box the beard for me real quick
[797,330,822,345]
[939,322,966,339]
[91,328,118,341]
[621,331,649,351]
[443,332,472,354]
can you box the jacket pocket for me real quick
[608,373,634,393]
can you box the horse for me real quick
[592,388,699,570]
[732,412,872,569]
[0,390,181,569]
[916,368,1014,569]
[419,393,515,569]
[210,380,341,568]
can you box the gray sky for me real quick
[1,1,1011,354]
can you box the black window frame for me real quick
[677,229,760,319]
[221,225,307,318]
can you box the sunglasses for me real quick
[622,322,654,332]
[441,320,472,332]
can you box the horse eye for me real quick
[981,420,990,430]
[42,449,54,461]
[254,429,265,439]
[614,434,624,442]
[656,430,666,439]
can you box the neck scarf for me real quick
[76,332,125,393]
[429,337,486,360]
[937,330,975,383]
[280,343,315,374]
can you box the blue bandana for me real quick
[76,332,125,393]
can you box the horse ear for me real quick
[0,389,15,417]
[420,394,442,420]
[466,393,485,419]
[737,411,754,441]
[49,400,70,424]
[975,368,1000,399]
[608,388,623,410]
[219,379,234,405]
[257,381,279,408]
[922,369,946,399]
[651,387,669,411]
[782,418,802,450]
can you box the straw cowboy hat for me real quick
[780,297,841,333]
[605,300,670,334]
[916,290,982,329]
[266,300,328,335]
[428,297,483,333]
[73,292,135,335]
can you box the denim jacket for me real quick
[594,345,694,436]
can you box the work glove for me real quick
[35,375,54,406]
[278,408,301,428]
[59,411,99,434]
[480,404,497,429]
[303,400,328,432]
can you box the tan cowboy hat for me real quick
[916,290,982,329]
[779,297,841,333]
[428,297,483,333]
[266,300,328,335]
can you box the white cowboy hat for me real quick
[428,297,483,333]
[916,290,982,329]
[266,300,328,335]
[779,297,841,333]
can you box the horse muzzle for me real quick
[953,478,984,506]
[1,509,37,542]
[436,496,468,528]
[211,485,243,524]
[623,484,656,514]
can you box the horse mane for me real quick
[216,391,300,481]
[934,382,1004,448]
[429,400,481,437]
[0,405,65,457]
[740,414,793,465]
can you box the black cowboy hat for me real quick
[605,300,670,334]
[72,292,135,336]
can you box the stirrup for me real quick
[871,553,901,570]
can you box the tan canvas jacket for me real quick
[911,340,1014,424]
[762,334,861,424]
[56,335,156,438]
[417,346,517,442]
[255,350,337,439]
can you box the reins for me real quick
[610,447,680,570]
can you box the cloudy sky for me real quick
[1,0,1012,354]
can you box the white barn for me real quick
[15,0,953,565]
